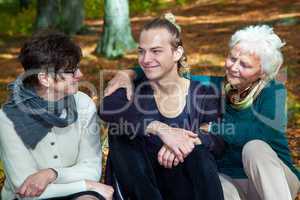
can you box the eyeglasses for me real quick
[60,64,80,76]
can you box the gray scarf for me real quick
[2,76,78,149]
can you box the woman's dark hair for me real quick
[19,30,82,87]
[142,13,188,69]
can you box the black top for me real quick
[99,78,226,157]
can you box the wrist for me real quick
[122,69,136,80]
[146,121,169,136]
[46,168,57,183]
[85,180,99,191]
[85,180,93,190]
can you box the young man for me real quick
[99,14,224,200]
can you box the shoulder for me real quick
[254,80,287,113]
[189,80,221,110]
[133,76,153,95]
[189,75,224,87]
[102,88,128,104]
[73,91,97,113]
[259,80,286,100]
[0,109,14,127]
[189,81,221,121]
[0,110,16,140]
[190,80,221,96]
[265,79,286,91]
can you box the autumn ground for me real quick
[0,0,299,196]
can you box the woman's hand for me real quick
[147,121,200,162]
[158,136,201,168]
[104,69,136,100]
[85,180,114,200]
[158,145,180,168]
[16,168,57,198]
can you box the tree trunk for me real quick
[60,0,85,35]
[35,0,60,30]
[96,0,137,59]
[35,0,84,35]
[20,0,30,10]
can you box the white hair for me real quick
[229,25,285,79]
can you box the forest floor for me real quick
[0,0,299,196]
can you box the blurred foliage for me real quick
[288,93,300,129]
[129,0,191,15]
[84,0,192,19]
[0,0,193,35]
[84,0,104,19]
[0,0,36,36]
[0,161,4,192]
[0,0,15,3]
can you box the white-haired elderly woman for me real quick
[104,25,300,200]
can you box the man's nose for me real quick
[142,52,152,64]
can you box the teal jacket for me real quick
[134,67,300,180]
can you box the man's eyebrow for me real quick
[138,46,164,50]
[150,46,163,50]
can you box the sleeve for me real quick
[52,100,102,184]
[212,82,287,146]
[99,88,143,123]
[199,84,227,158]
[0,117,87,199]
[188,83,226,158]
[198,133,228,159]
[192,83,222,124]
[98,88,148,137]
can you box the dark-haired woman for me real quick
[0,31,113,200]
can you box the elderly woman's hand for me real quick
[147,121,200,163]
[104,69,136,101]
[16,168,57,198]
[158,137,201,168]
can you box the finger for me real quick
[31,184,42,197]
[27,183,39,197]
[167,153,175,168]
[29,187,38,197]
[36,188,43,197]
[187,131,198,138]
[24,187,32,197]
[126,86,134,101]
[188,140,195,150]
[108,77,117,87]
[158,146,167,165]
[173,157,180,166]
[179,145,189,158]
[185,142,194,155]
[173,148,184,162]
[104,82,119,97]
[17,182,27,197]
[16,189,24,198]
[162,150,171,168]
[193,137,202,145]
